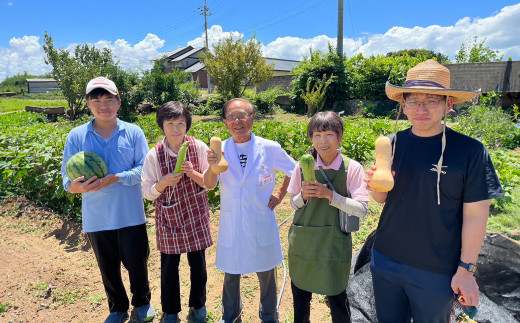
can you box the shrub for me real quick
[178,80,200,105]
[205,95,227,114]
[253,86,286,114]
[452,103,519,149]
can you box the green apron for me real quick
[288,157,352,296]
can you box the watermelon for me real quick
[65,151,108,182]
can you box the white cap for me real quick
[86,77,119,95]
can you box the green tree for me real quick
[134,57,191,107]
[43,32,116,120]
[199,35,274,99]
[105,65,140,121]
[291,46,350,114]
[350,53,427,101]
[386,49,450,64]
[455,36,503,63]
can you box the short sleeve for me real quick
[463,146,504,203]
[347,160,370,203]
[273,144,296,176]
[287,163,302,195]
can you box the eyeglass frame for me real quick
[223,113,253,123]
[403,99,446,110]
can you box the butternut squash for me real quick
[369,136,394,192]
[210,137,229,174]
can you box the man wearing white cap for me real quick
[61,77,155,323]
[365,60,504,322]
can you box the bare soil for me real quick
[0,196,332,323]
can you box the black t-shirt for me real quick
[373,127,504,275]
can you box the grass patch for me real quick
[27,281,50,298]
[0,98,68,113]
[0,302,13,313]
[53,286,89,306]
[488,182,520,239]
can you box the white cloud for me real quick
[0,36,48,81]
[187,25,243,48]
[96,33,165,71]
[356,3,520,60]
[0,34,165,80]
[7,2,13,6]
[1,4,519,80]
[262,35,362,60]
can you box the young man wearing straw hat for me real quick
[365,60,504,322]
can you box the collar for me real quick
[87,118,124,134]
[315,150,343,170]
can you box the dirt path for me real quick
[0,196,332,322]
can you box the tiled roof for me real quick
[172,47,205,62]
[185,61,205,73]
[265,58,300,72]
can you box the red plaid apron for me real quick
[154,136,213,254]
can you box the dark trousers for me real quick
[86,223,151,313]
[222,269,279,323]
[161,249,207,314]
[291,282,351,323]
[370,249,453,323]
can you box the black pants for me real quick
[291,282,351,323]
[161,249,207,314]
[87,223,151,312]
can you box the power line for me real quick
[346,0,356,39]
[240,0,323,38]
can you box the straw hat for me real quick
[385,60,479,105]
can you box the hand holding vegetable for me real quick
[156,173,183,192]
[180,160,195,177]
[209,137,228,174]
[302,181,333,202]
[173,141,190,174]
[367,136,394,192]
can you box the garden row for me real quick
[0,103,519,229]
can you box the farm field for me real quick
[1,103,519,322]
[0,98,68,113]
[0,193,358,322]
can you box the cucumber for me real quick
[300,154,316,182]
[173,141,190,173]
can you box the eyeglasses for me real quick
[224,113,252,123]
[404,100,443,110]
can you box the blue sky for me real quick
[1,0,519,80]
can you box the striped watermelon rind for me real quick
[65,151,108,182]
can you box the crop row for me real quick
[0,111,518,219]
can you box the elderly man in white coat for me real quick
[205,98,296,323]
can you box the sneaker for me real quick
[104,311,129,323]
[190,306,207,323]
[136,304,155,322]
[161,313,178,323]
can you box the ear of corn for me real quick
[300,154,316,182]
[173,141,190,173]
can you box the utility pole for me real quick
[199,0,212,93]
[337,0,344,57]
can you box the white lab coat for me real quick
[216,133,296,274]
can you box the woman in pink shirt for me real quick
[287,111,369,323]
